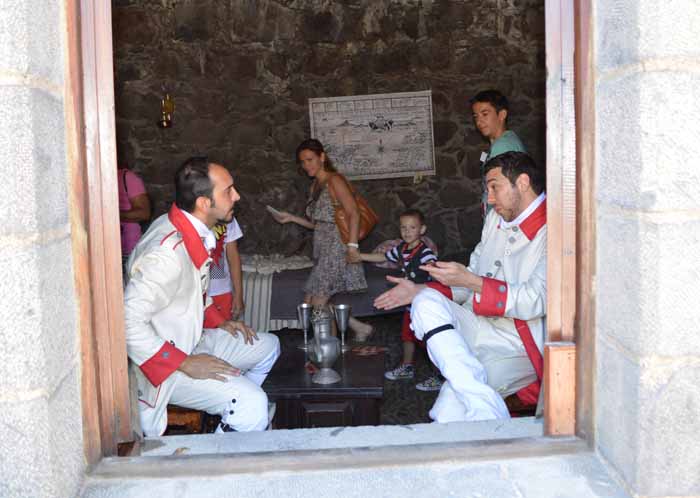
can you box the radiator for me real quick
[241,270,298,333]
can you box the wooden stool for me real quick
[166,405,207,434]
[504,394,537,418]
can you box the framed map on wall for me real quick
[309,90,436,180]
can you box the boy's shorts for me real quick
[400,310,425,348]
[211,292,233,322]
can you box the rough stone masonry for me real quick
[112,0,545,257]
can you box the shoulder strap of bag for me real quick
[326,174,337,204]
[326,173,350,206]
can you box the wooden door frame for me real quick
[72,0,594,461]
[67,0,132,462]
[573,0,596,443]
[542,0,595,439]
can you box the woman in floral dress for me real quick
[272,139,373,341]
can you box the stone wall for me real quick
[112,0,545,257]
[0,1,85,497]
[594,1,700,496]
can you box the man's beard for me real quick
[209,196,235,224]
[500,189,521,222]
[217,208,235,224]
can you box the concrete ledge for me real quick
[138,416,544,457]
[91,435,586,480]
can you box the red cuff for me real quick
[204,302,227,328]
[473,277,508,317]
[426,281,453,300]
[140,342,187,387]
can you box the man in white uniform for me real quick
[124,156,280,436]
[375,151,546,422]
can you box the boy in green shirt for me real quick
[470,90,527,216]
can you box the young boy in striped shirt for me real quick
[360,209,443,391]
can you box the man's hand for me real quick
[178,354,241,382]
[421,261,483,293]
[220,319,258,345]
[232,296,245,320]
[374,276,423,310]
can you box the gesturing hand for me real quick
[373,276,422,310]
[220,319,259,345]
[178,354,241,382]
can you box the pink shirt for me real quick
[118,169,147,255]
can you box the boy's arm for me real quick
[359,252,388,263]
[226,239,245,319]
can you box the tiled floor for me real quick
[362,313,441,425]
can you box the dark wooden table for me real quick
[263,331,385,429]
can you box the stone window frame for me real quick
[70,0,594,464]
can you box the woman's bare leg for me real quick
[309,296,371,340]
[348,316,373,342]
[308,295,330,307]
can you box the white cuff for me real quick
[346,242,359,248]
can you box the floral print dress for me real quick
[303,186,367,297]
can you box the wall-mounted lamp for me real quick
[158,91,175,128]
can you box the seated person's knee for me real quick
[270,332,281,357]
[231,387,269,432]
[412,287,445,311]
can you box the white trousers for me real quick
[410,289,511,423]
[168,328,280,432]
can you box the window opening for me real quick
[78,3,580,460]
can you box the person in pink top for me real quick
[118,166,151,274]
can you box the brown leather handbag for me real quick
[327,174,379,244]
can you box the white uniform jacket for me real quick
[124,204,228,432]
[448,197,547,391]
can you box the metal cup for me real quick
[296,303,312,351]
[333,303,351,353]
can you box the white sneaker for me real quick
[384,364,415,380]
[415,375,444,392]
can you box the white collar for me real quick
[182,210,217,252]
[499,192,546,229]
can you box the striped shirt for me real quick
[385,241,437,284]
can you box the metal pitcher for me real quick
[308,307,341,384]
[310,306,333,340]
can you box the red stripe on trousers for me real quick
[514,319,543,406]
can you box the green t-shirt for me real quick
[486,130,526,161]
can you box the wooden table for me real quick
[263,332,385,429]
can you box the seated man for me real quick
[375,151,545,422]
[124,156,280,436]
